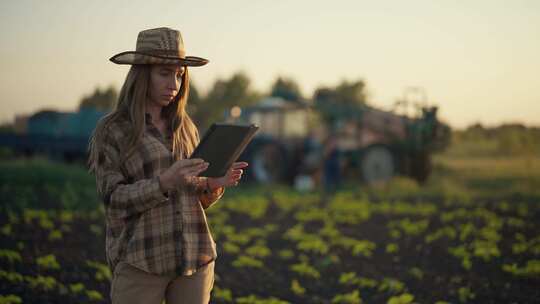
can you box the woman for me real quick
[87,27,248,304]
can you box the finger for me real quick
[225,179,238,187]
[183,164,208,176]
[230,169,243,175]
[232,162,248,169]
[231,162,249,169]
[178,165,207,177]
[182,163,209,176]
[178,158,205,168]
[181,162,209,174]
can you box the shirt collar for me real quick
[144,113,173,140]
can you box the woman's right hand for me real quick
[159,158,209,192]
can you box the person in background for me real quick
[322,133,342,193]
[87,27,248,304]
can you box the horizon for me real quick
[1,0,539,129]
[6,78,539,131]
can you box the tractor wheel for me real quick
[249,142,287,183]
[360,145,395,184]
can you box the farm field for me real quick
[0,156,539,303]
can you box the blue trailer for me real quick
[0,108,107,162]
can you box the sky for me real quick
[0,0,539,129]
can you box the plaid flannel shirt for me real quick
[94,113,224,276]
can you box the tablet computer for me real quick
[190,122,259,177]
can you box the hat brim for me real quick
[110,51,209,66]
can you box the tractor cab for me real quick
[227,97,319,184]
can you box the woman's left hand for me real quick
[208,162,249,189]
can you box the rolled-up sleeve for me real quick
[95,136,169,219]
[192,177,225,209]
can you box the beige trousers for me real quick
[110,261,215,304]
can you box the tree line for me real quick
[79,71,369,130]
[450,123,540,157]
[76,73,540,157]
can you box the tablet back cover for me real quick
[190,123,258,177]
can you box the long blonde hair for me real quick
[87,65,199,173]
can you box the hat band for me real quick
[137,49,186,58]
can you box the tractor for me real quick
[230,91,450,188]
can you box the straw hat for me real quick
[110,27,208,66]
